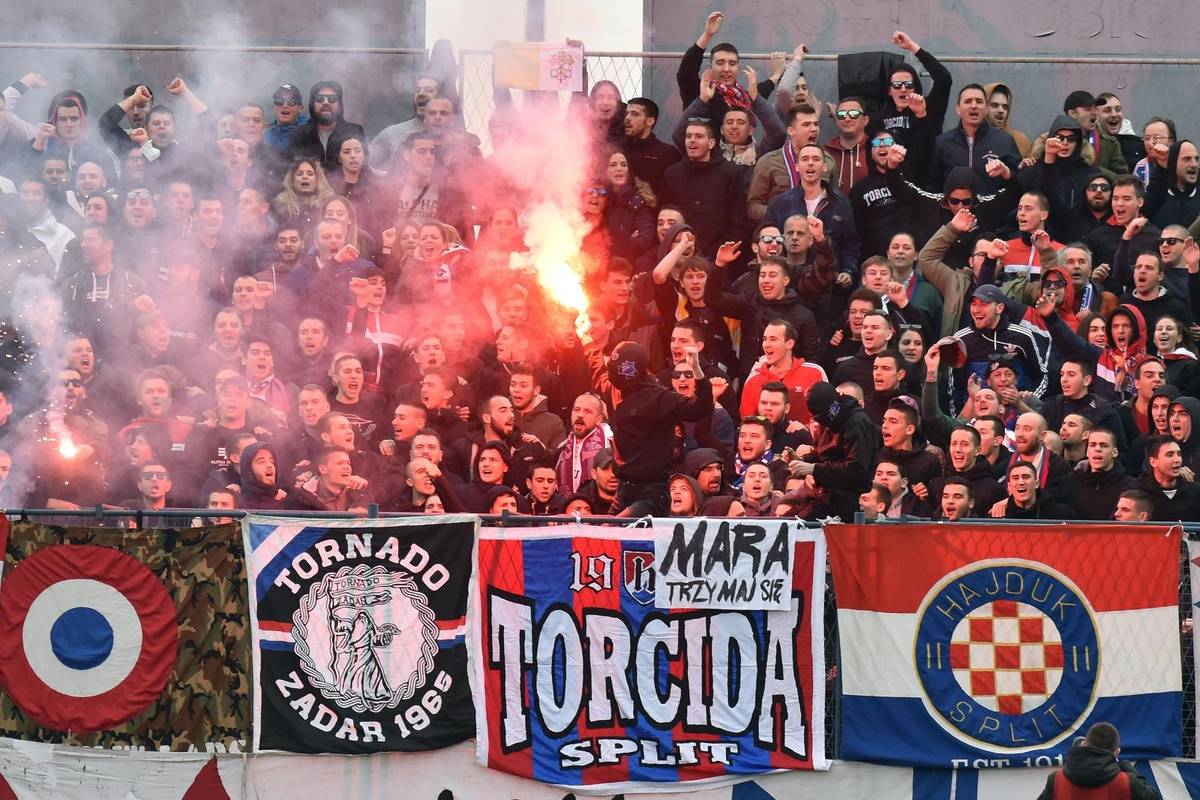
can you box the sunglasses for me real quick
[1043,278,1067,289]
[1161,237,1183,247]
[141,471,169,480]
[313,94,340,103]
[62,379,82,388]
[946,196,976,208]
[586,187,609,197]
[672,370,695,380]
[1086,182,1111,192]
[1055,133,1081,143]
[890,80,915,90]
[758,235,785,244]
[126,189,152,200]
[836,109,864,120]
[273,98,301,107]
[870,136,896,148]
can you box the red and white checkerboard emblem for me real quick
[949,599,1065,715]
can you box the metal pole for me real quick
[0,42,429,55]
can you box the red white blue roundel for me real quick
[0,544,177,732]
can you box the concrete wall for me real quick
[0,2,426,136]
[645,0,1200,145]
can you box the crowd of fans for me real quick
[0,12,1198,523]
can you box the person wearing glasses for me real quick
[120,462,173,511]
[848,128,921,260]
[286,81,365,174]
[1131,117,1175,188]
[824,98,871,191]
[263,83,309,155]
[1017,115,1102,245]
[878,31,952,183]
[1063,89,1129,176]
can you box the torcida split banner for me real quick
[469,519,828,792]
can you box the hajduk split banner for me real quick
[828,523,1182,768]
[469,518,828,792]
[244,515,477,753]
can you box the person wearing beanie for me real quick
[603,341,713,516]
[786,381,880,521]
[287,81,366,174]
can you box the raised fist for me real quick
[885,144,908,169]
[1124,216,1148,239]
[986,238,1010,259]
[20,72,47,89]
[907,94,926,118]
[792,44,809,60]
[949,208,976,233]
[130,127,148,145]
[133,84,153,103]
[892,31,918,52]
[167,77,187,95]
[703,11,725,36]
[1044,136,1063,161]
[807,215,825,241]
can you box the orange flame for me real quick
[519,202,590,334]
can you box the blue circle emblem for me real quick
[51,607,114,670]
[914,560,1100,750]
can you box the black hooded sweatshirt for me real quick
[810,394,881,521]
[611,374,714,485]
[1074,460,1137,520]
[1018,114,1102,243]
[238,442,289,510]
[286,81,366,173]
[1036,745,1159,800]
[1146,138,1200,228]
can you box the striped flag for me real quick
[827,523,1183,768]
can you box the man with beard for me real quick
[930,426,1004,513]
[1072,173,1113,240]
[1145,139,1200,228]
[1168,396,1200,475]
[748,103,836,221]
[555,392,611,495]
[285,447,372,513]
[17,367,109,509]
[1136,435,1200,520]
[1058,413,1091,464]
[287,81,365,174]
[452,395,547,493]
[983,83,1030,156]
[1074,427,1135,520]
[576,449,619,515]
[1010,411,1079,512]
[990,461,1075,519]
[954,284,1048,407]
[1018,116,1101,244]
[735,215,837,324]
[621,98,681,197]
[787,381,880,521]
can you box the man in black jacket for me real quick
[930,84,1020,192]
[286,81,365,174]
[1037,722,1160,800]
[659,119,747,258]
[1074,427,1136,520]
[930,425,1005,514]
[621,97,681,198]
[607,342,713,516]
[787,381,880,521]
[1137,435,1200,520]
[991,461,1075,519]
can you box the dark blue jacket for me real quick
[930,121,1021,192]
[763,182,861,278]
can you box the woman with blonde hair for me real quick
[273,158,336,232]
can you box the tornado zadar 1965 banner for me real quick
[827,523,1182,769]
[469,519,828,792]
[244,515,477,754]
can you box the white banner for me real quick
[653,517,796,610]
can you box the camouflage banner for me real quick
[244,515,477,754]
[0,522,249,752]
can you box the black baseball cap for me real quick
[273,84,302,103]
[1063,90,1097,112]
